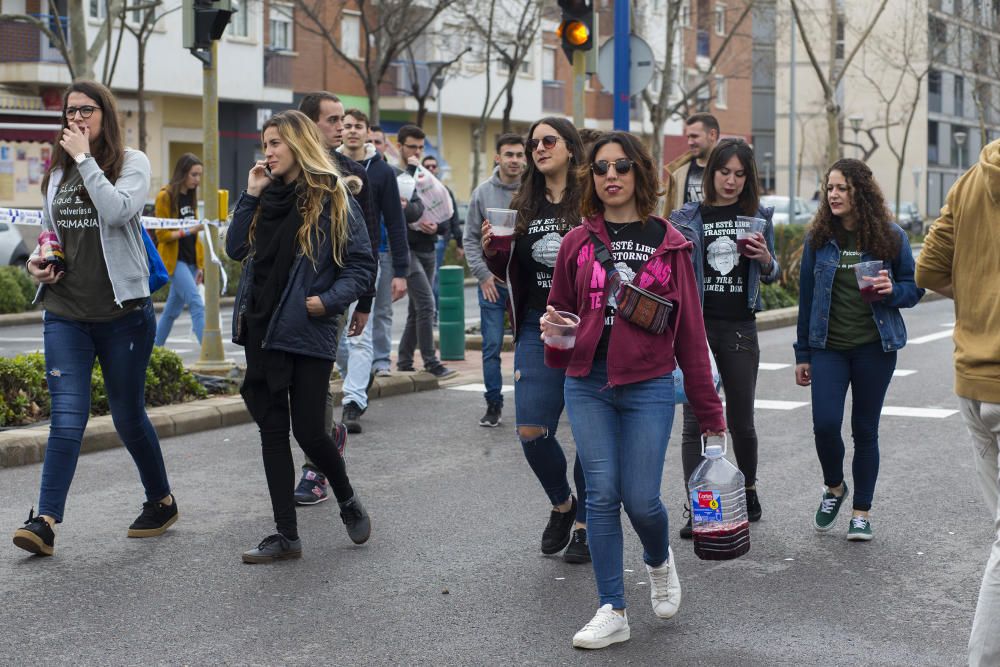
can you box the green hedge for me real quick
[0,348,206,427]
[0,266,37,314]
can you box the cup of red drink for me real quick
[853,260,886,303]
[541,310,580,367]
[486,208,517,237]
[735,216,766,257]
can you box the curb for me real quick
[0,371,439,469]
[0,297,238,327]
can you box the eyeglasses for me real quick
[65,105,99,119]
[591,159,635,176]
[424,163,438,170]
[527,135,563,152]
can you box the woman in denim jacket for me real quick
[794,159,923,542]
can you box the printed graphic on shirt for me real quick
[53,180,97,229]
[530,231,563,270]
[701,204,753,320]
[514,202,568,312]
[685,162,705,204]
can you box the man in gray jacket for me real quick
[462,133,525,427]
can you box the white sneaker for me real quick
[646,546,682,619]
[572,604,630,649]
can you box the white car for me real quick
[761,195,813,225]
[0,220,30,266]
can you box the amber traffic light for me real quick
[557,0,593,62]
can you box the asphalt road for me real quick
[0,297,989,665]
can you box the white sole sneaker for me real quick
[572,604,630,649]
[647,546,682,619]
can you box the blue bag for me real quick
[141,226,169,293]
[673,351,722,405]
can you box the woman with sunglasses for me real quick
[668,137,779,536]
[795,159,922,541]
[482,117,590,563]
[544,132,725,649]
[227,110,377,563]
[14,81,177,557]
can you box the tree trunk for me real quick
[501,85,514,133]
[415,103,428,128]
[471,125,483,191]
[367,80,381,127]
[825,101,840,165]
[68,0,92,80]
[137,38,147,152]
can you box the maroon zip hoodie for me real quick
[547,213,725,433]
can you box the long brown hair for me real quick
[250,110,350,267]
[580,131,663,221]
[165,153,202,217]
[810,158,899,260]
[509,116,585,235]
[41,80,125,195]
[702,137,760,216]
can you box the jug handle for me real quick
[700,433,728,457]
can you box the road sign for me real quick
[597,34,655,96]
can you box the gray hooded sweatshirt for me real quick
[462,166,520,283]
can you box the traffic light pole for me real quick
[573,50,586,127]
[612,0,630,130]
[193,40,233,373]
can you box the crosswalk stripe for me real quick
[447,383,514,393]
[892,370,917,377]
[881,406,958,418]
[909,329,954,345]
[758,362,791,371]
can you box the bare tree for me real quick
[789,0,889,165]
[396,48,469,128]
[636,0,755,171]
[290,0,458,126]
[467,0,498,190]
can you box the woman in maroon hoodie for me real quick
[482,117,590,564]
[543,132,725,649]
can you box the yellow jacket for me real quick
[662,152,695,218]
[915,139,1000,402]
[154,187,204,275]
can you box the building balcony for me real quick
[542,80,564,113]
[0,16,68,65]
[380,60,441,98]
[263,49,294,89]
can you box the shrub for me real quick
[144,346,208,405]
[772,224,808,293]
[0,353,48,426]
[0,267,32,314]
[761,283,799,310]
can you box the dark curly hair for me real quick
[810,159,899,260]
[509,116,585,236]
[580,131,663,221]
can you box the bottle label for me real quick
[691,490,723,523]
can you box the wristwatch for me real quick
[74,152,92,164]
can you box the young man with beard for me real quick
[664,113,720,213]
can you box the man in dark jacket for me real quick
[421,155,464,321]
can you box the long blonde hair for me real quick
[252,110,350,266]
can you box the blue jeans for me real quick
[336,266,379,410]
[564,359,676,609]
[39,300,171,522]
[371,251,395,372]
[479,283,509,406]
[514,310,586,523]
[810,341,896,511]
[154,261,204,346]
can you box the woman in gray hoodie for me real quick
[14,81,176,558]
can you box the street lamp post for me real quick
[763,151,773,194]
[848,114,864,159]
[912,166,923,218]
[954,131,967,170]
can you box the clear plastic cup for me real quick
[853,260,886,303]
[541,311,580,366]
[486,208,517,237]
[736,216,766,257]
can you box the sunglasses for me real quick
[65,105,99,119]
[527,135,563,152]
[591,158,635,176]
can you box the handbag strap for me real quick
[588,231,618,276]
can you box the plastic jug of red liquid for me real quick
[689,435,750,560]
[38,230,66,274]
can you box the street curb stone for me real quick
[0,297,238,328]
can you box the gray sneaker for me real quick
[339,496,371,544]
[242,533,302,564]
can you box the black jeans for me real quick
[681,317,760,487]
[245,353,354,538]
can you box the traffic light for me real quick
[557,0,594,63]
[183,0,235,51]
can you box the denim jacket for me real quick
[794,224,923,363]
[668,201,780,311]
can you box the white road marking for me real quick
[447,383,514,394]
[881,406,958,418]
[909,329,954,345]
[753,399,810,410]
[0,337,43,342]
[892,370,917,377]
[758,362,791,371]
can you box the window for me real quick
[955,75,965,116]
[542,46,557,81]
[835,15,845,59]
[697,30,710,56]
[714,4,725,35]
[269,5,293,51]
[89,0,105,19]
[715,75,727,108]
[230,0,250,38]
[928,69,942,112]
[341,12,360,59]
[930,16,947,50]
[680,2,691,27]
[928,120,939,164]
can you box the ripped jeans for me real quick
[514,310,586,524]
[38,300,171,522]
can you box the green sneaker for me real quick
[813,482,848,532]
[847,515,873,541]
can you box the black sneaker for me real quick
[426,364,458,380]
[127,495,178,538]
[746,488,762,522]
[342,402,364,434]
[563,527,591,564]
[479,402,502,427]
[13,509,54,556]
[397,364,415,372]
[541,496,577,554]
[242,533,303,564]
[679,505,693,540]
[339,496,371,545]
[294,469,330,505]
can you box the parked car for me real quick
[0,220,30,266]
[760,195,813,225]
[888,201,922,232]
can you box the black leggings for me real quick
[681,317,760,487]
[245,354,353,538]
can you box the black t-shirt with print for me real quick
[514,200,569,313]
[684,161,706,204]
[701,202,754,321]
[176,191,198,266]
[594,218,666,359]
